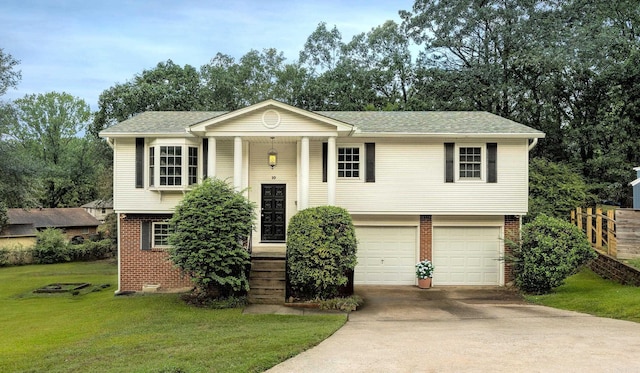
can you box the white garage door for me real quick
[354,226,417,285]
[433,227,502,285]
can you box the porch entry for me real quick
[261,184,286,242]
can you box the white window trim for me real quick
[152,222,171,248]
[146,140,201,190]
[456,144,485,182]
[337,144,364,182]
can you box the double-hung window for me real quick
[152,222,171,248]
[337,147,360,179]
[459,147,482,179]
[445,143,497,183]
[145,141,199,189]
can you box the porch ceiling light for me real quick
[268,137,278,168]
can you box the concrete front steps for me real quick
[248,254,286,305]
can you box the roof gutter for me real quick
[528,138,539,151]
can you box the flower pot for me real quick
[417,278,432,289]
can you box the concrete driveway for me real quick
[266,286,640,372]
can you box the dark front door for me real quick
[261,184,286,242]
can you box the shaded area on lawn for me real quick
[0,261,346,372]
[525,268,640,323]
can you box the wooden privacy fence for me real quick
[571,207,617,257]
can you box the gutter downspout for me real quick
[528,138,538,151]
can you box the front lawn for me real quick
[0,261,346,372]
[525,268,640,323]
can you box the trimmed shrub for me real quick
[0,244,34,266]
[512,214,597,294]
[32,228,70,264]
[168,178,255,298]
[69,239,114,261]
[287,206,357,299]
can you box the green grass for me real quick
[525,268,640,323]
[623,258,640,271]
[0,261,346,372]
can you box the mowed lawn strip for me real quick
[525,268,640,323]
[0,261,346,373]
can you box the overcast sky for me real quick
[1,0,416,109]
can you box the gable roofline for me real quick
[187,99,356,135]
[7,208,100,228]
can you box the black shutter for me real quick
[445,143,454,183]
[141,221,151,250]
[322,142,328,183]
[365,143,375,183]
[135,138,144,188]
[202,138,209,180]
[487,143,497,183]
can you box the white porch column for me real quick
[327,136,336,205]
[300,137,310,209]
[233,136,242,190]
[207,136,216,179]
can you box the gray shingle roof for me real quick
[316,111,543,135]
[100,109,543,136]
[100,111,227,134]
[7,208,100,228]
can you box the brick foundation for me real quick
[419,215,432,262]
[504,215,520,285]
[118,214,192,293]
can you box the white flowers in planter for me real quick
[415,259,434,279]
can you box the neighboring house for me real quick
[100,99,545,293]
[81,198,114,223]
[631,167,640,209]
[0,208,101,248]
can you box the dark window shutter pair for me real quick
[444,142,497,183]
[135,138,144,188]
[141,221,151,250]
[322,143,375,182]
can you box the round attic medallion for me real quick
[262,109,281,128]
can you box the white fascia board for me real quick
[189,99,355,133]
[201,131,341,138]
[98,132,196,138]
[350,132,546,139]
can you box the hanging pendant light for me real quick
[268,137,277,168]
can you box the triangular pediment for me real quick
[188,100,354,137]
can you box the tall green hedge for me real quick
[168,178,255,298]
[286,206,357,299]
[513,214,597,294]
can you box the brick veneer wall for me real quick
[119,214,192,293]
[589,250,640,286]
[419,215,432,262]
[504,215,520,284]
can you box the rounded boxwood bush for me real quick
[168,178,255,298]
[513,214,596,294]
[286,206,357,299]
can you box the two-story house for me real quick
[100,100,544,293]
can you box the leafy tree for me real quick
[512,214,596,294]
[91,60,203,136]
[0,48,21,96]
[0,201,7,231]
[168,178,255,298]
[287,206,357,299]
[528,158,593,222]
[10,92,94,207]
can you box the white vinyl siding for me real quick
[309,138,529,215]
